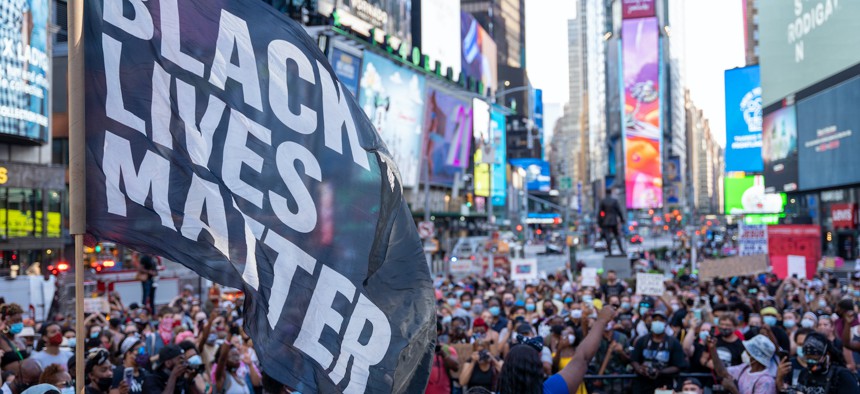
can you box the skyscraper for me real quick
[743,0,760,65]
[461,0,526,68]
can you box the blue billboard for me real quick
[330,47,361,97]
[797,75,860,190]
[510,158,551,192]
[491,109,507,206]
[724,65,763,172]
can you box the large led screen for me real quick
[724,65,763,172]
[490,109,507,206]
[421,87,473,186]
[461,11,498,94]
[725,175,786,215]
[421,0,461,76]
[473,99,490,197]
[317,0,411,46]
[0,0,49,142]
[621,17,662,209]
[762,105,799,193]
[358,52,426,187]
[797,75,860,190]
[510,159,551,192]
[622,0,656,19]
[759,0,860,106]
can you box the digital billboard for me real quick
[509,159,551,192]
[759,0,860,106]
[622,0,656,19]
[621,17,662,209]
[724,175,786,215]
[473,99,490,197]
[420,0,461,76]
[490,109,507,206]
[330,47,361,97]
[421,87,473,186]
[317,0,412,46]
[797,75,860,190]
[724,65,763,172]
[461,11,498,94]
[0,0,49,142]
[358,51,426,187]
[762,105,798,193]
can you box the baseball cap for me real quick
[157,344,184,365]
[516,322,533,334]
[473,318,488,329]
[183,284,194,292]
[680,377,704,389]
[120,336,141,355]
[802,332,830,357]
[742,335,776,367]
[760,307,779,317]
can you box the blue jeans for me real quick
[141,279,155,312]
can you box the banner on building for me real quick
[421,87,473,186]
[490,108,507,206]
[724,65,763,172]
[762,105,799,193]
[621,17,662,209]
[84,0,435,392]
[330,47,361,97]
[460,11,498,94]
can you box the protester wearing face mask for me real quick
[703,314,745,369]
[630,310,688,394]
[709,333,778,394]
[0,304,29,372]
[86,349,120,394]
[143,345,191,394]
[144,308,176,359]
[213,344,250,394]
[758,307,791,352]
[777,332,860,394]
[30,323,72,371]
[454,292,473,319]
[109,338,147,394]
[589,319,630,393]
[486,297,508,333]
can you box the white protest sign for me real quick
[83,297,109,314]
[787,255,807,279]
[510,258,538,281]
[582,267,598,288]
[636,273,665,296]
[739,224,768,256]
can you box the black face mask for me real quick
[544,308,555,317]
[97,377,113,393]
[551,325,564,335]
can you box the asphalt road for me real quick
[535,234,675,274]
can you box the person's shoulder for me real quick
[543,374,569,394]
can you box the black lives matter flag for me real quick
[83,0,435,392]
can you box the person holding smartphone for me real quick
[110,337,147,394]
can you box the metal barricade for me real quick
[582,373,717,394]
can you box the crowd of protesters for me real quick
[429,264,860,394]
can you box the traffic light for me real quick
[95,244,102,253]
[516,224,523,232]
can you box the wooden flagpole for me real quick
[67,0,85,391]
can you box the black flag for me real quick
[83,0,435,392]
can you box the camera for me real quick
[479,350,490,362]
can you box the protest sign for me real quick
[83,297,109,314]
[582,267,598,288]
[698,255,770,280]
[510,258,538,281]
[787,255,807,279]
[635,273,665,296]
[738,223,768,256]
[83,0,434,391]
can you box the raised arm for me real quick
[557,306,616,394]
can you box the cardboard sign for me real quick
[83,297,109,314]
[787,255,807,279]
[510,258,538,281]
[635,273,665,296]
[582,267,598,288]
[698,255,770,280]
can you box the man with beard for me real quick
[776,332,860,394]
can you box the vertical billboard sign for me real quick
[724,66,763,172]
[460,11,498,94]
[359,52,426,188]
[330,47,362,97]
[421,87,473,185]
[473,99,491,197]
[724,175,786,214]
[796,76,860,190]
[490,109,507,206]
[421,0,461,76]
[762,105,799,193]
[621,17,662,209]
[0,0,49,142]
[622,0,656,19]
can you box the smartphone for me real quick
[123,367,134,387]
[655,390,673,394]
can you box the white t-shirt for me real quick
[30,349,73,370]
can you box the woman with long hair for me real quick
[0,304,29,372]
[213,344,250,394]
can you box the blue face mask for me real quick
[640,307,649,316]
[462,301,472,309]
[66,338,76,348]
[854,290,860,298]
[796,347,804,358]
[526,304,536,312]
[8,323,23,335]
[553,294,562,300]
[90,331,100,339]
[564,297,574,304]
[447,298,457,306]
[764,316,778,327]
[583,296,594,304]
[621,302,631,310]
[651,321,666,334]
[698,331,709,341]
[713,317,720,325]
[783,319,796,329]
[489,306,501,316]
[515,300,525,307]
[455,290,464,298]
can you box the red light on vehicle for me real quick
[516,224,523,232]
[676,231,683,237]
[102,260,115,268]
[95,265,103,272]
[553,217,561,224]
[707,220,712,226]
[600,211,605,217]
[57,262,69,271]
[536,229,542,235]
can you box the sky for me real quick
[525,0,746,147]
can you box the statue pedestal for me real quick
[602,256,632,280]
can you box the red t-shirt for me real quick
[425,346,458,394]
